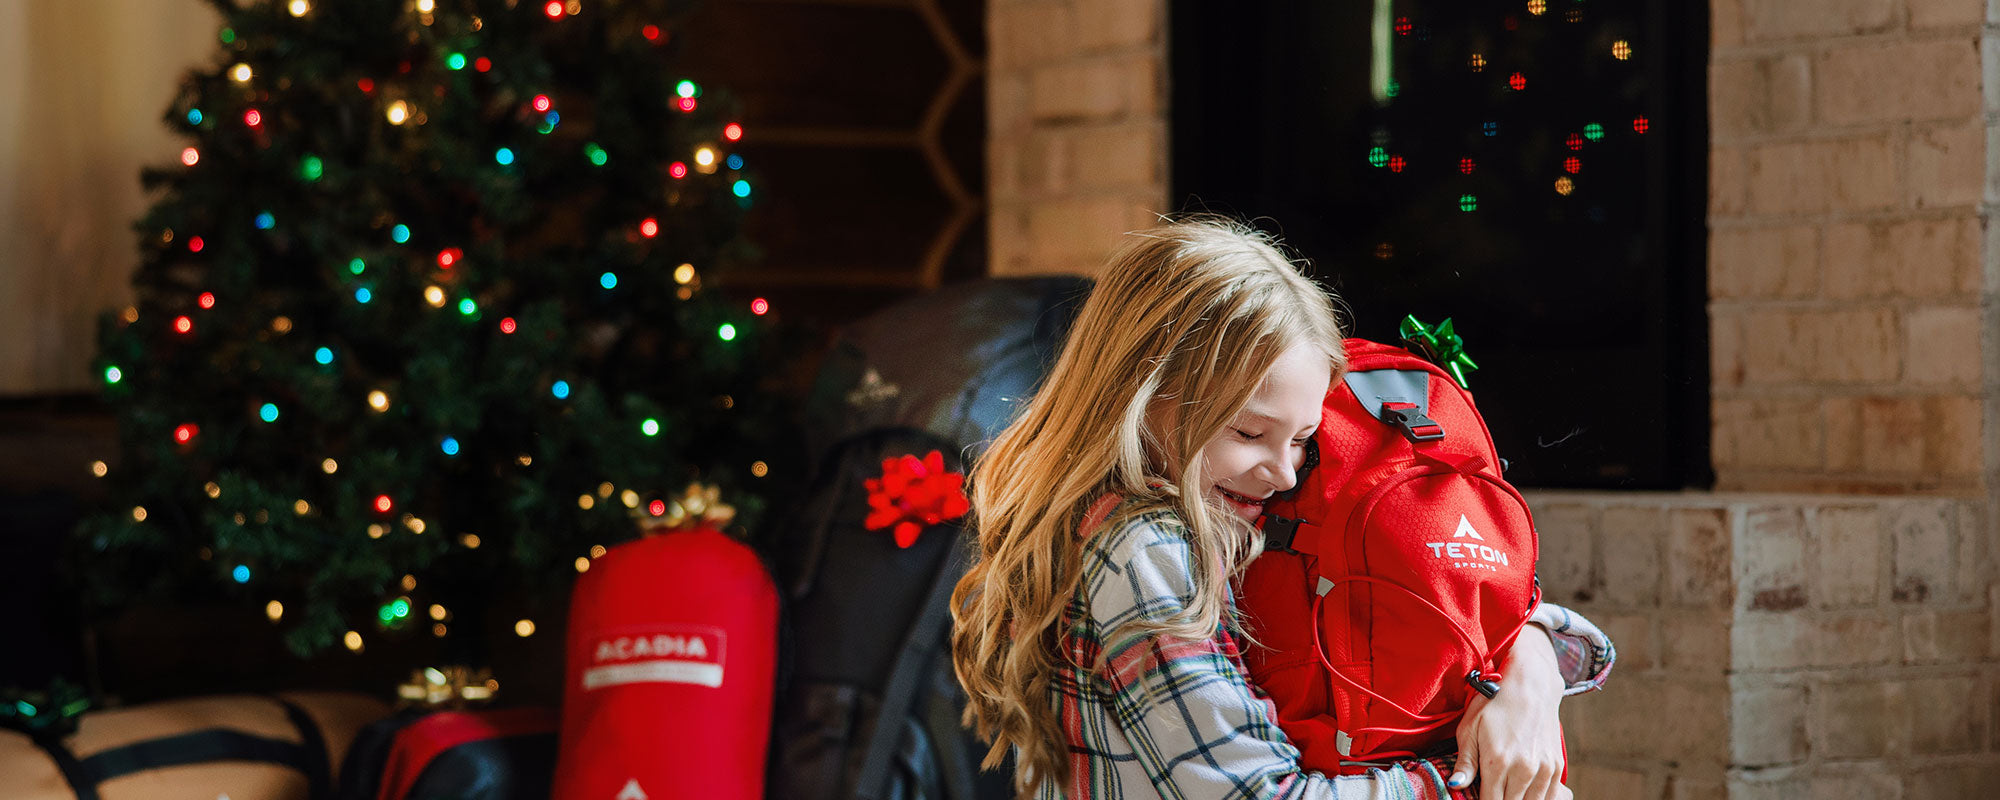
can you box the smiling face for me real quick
[1198,340,1331,522]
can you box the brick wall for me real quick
[1710,0,1987,494]
[987,0,1168,276]
[988,0,2000,796]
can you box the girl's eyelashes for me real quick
[1232,428,1261,441]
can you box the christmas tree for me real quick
[82,0,792,659]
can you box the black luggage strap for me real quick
[33,695,329,800]
[1261,515,1303,553]
[855,537,973,800]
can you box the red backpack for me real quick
[1238,338,1541,773]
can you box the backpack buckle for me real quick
[1380,402,1445,443]
[1260,515,1301,553]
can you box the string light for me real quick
[1458,158,1476,175]
[676,80,698,98]
[301,155,324,181]
[182,148,200,166]
[1387,156,1405,173]
[416,0,435,11]
[244,108,263,127]
[316,347,334,364]
[495,147,515,165]
[718,323,737,341]
[641,418,660,436]
[272,316,292,333]
[1459,193,1479,212]
[458,298,477,315]
[357,78,375,93]
[105,366,123,384]
[447,53,467,71]
[578,494,595,509]
[368,390,390,411]
[532,95,552,113]
[1469,54,1486,72]
[751,298,769,315]
[266,600,284,621]
[344,631,363,652]
[621,489,640,508]
[433,624,447,637]
[500,317,517,334]
[349,258,366,275]
[430,604,448,621]
[1556,176,1575,195]
[1612,40,1632,60]
[599,272,618,289]
[1585,123,1605,142]
[727,154,744,170]
[368,524,386,538]
[174,316,194,335]
[1564,157,1581,174]
[392,224,411,243]
[733,180,751,198]
[174,424,199,443]
[1566,133,1584,150]
[374,494,394,513]
[259,403,279,422]
[589,544,607,558]
[1633,116,1650,134]
[405,516,427,534]
[387,100,410,125]
[669,162,688,179]
[545,1,563,18]
[585,143,608,166]
[205,482,222,498]
[515,619,536,637]
[461,533,481,548]
[355,288,373,303]
[233,565,251,583]
[402,574,418,591]
[92,461,108,477]
[1527,0,1546,14]
[695,147,716,167]
[442,437,460,455]
[187,109,204,125]
[551,380,570,399]
[643,24,661,41]
[132,506,148,522]
[1508,72,1526,91]
[255,212,276,230]
[674,264,696,284]
[475,57,492,72]
[640,218,659,237]
[322,458,338,474]
[677,97,696,112]
[1368,147,1388,168]
[294,499,310,515]
[724,123,743,141]
[231,63,253,83]
[649,499,666,516]
[575,557,590,572]
[751,461,769,477]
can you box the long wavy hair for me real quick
[949,217,1345,796]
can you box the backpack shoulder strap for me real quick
[853,535,972,800]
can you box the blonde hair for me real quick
[949,216,1345,796]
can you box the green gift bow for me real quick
[0,680,91,738]
[1399,315,1478,389]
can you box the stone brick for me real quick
[1565,765,1648,799]
[1805,770,1903,800]
[1922,395,1982,476]
[1903,608,1990,664]
[1905,762,2000,800]
[1663,609,1733,673]
[990,2,1075,71]
[1712,145,1747,216]
[1670,508,1733,608]
[1738,309,1900,384]
[1813,506,1885,608]
[989,72,1033,134]
[1566,677,1728,764]
[1733,681,1809,765]
[1739,507,1807,611]
[1734,611,1898,671]
[1861,396,1932,474]
[1070,122,1159,191]
[1958,505,1991,604]
[1531,503,1597,603]
[1822,217,1980,300]
[1712,311,1745,390]
[1026,197,1134,269]
[1909,121,1984,209]
[1018,129,1074,196]
[1674,774,1734,800]
[1814,679,1909,758]
[1712,0,1744,48]
[1596,612,1655,673]
[1892,502,1955,603]
[1711,395,1821,470]
[1741,0,1895,40]
[1904,306,1982,385]
[1600,506,1667,607]
[1824,397,1864,472]
[1073,0,1159,52]
[1746,135,1897,214]
[987,204,1031,275]
[1816,39,1980,126]
[1028,54,1157,122]
[1908,0,1984,27]
[1907,675,1984,754]
[1709,224,1817,299]
[1711,54,1812,138]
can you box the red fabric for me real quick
[863,449,970,547]
[1240,339,1541,774]
[377,707,556,800]
[552,527,778,800]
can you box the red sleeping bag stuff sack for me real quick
[553,526,778,800]
[1239,338,1542,774]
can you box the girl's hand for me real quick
[1447,623,1567,800]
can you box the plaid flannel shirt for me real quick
[1039,498,1615,800]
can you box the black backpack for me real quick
[766,277,1089,800]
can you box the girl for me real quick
[949,218,1610,799]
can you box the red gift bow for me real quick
[863,450,970,548]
